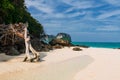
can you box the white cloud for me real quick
[25,0,54,14]
[25,0,86,19]
[96,25,120,31]
[104,0,120,6]
[44,23,62,28]
[64,7,75,13]
[97,10,120,19]
[67,12,85,18]
[62,0,100,9]
[33,12,85,19]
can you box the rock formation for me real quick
[50,33,72,46]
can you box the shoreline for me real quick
[72,42,120,49]
[0,47,120,80]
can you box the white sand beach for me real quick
[0,47,120,80]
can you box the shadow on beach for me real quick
[39,52,47,62]
[0,52,47,62]
[1,55,94,80]
[0,53,17,62]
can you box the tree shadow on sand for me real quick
[0,53,17,62]
[39,52,47,62]
[0,52,47,62]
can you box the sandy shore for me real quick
[0,47,120,80]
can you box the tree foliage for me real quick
[0,0,44,37]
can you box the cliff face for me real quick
[0,0,44,37]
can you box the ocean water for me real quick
[72,42,120,48]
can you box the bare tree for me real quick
[23,23,40,62]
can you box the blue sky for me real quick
[25,0,120,42]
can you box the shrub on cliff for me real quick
[0,0,44,37]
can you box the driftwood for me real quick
[23,23,40,62]
[0,23,40,62]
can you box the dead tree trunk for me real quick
[23,23,40,62]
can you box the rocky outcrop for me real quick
[0,23,87,56]
[0,23,52,55]
[40,35,55,44]
[6,47,20,55]
[50,33,72,46]
[52,44,63,49]
[73,47,82,51]
[56,33,71,42]
[0,23,25,55]
[31,38,53,52]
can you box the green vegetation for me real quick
[0,0,44,37]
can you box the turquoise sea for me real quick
[72,42,120,48]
